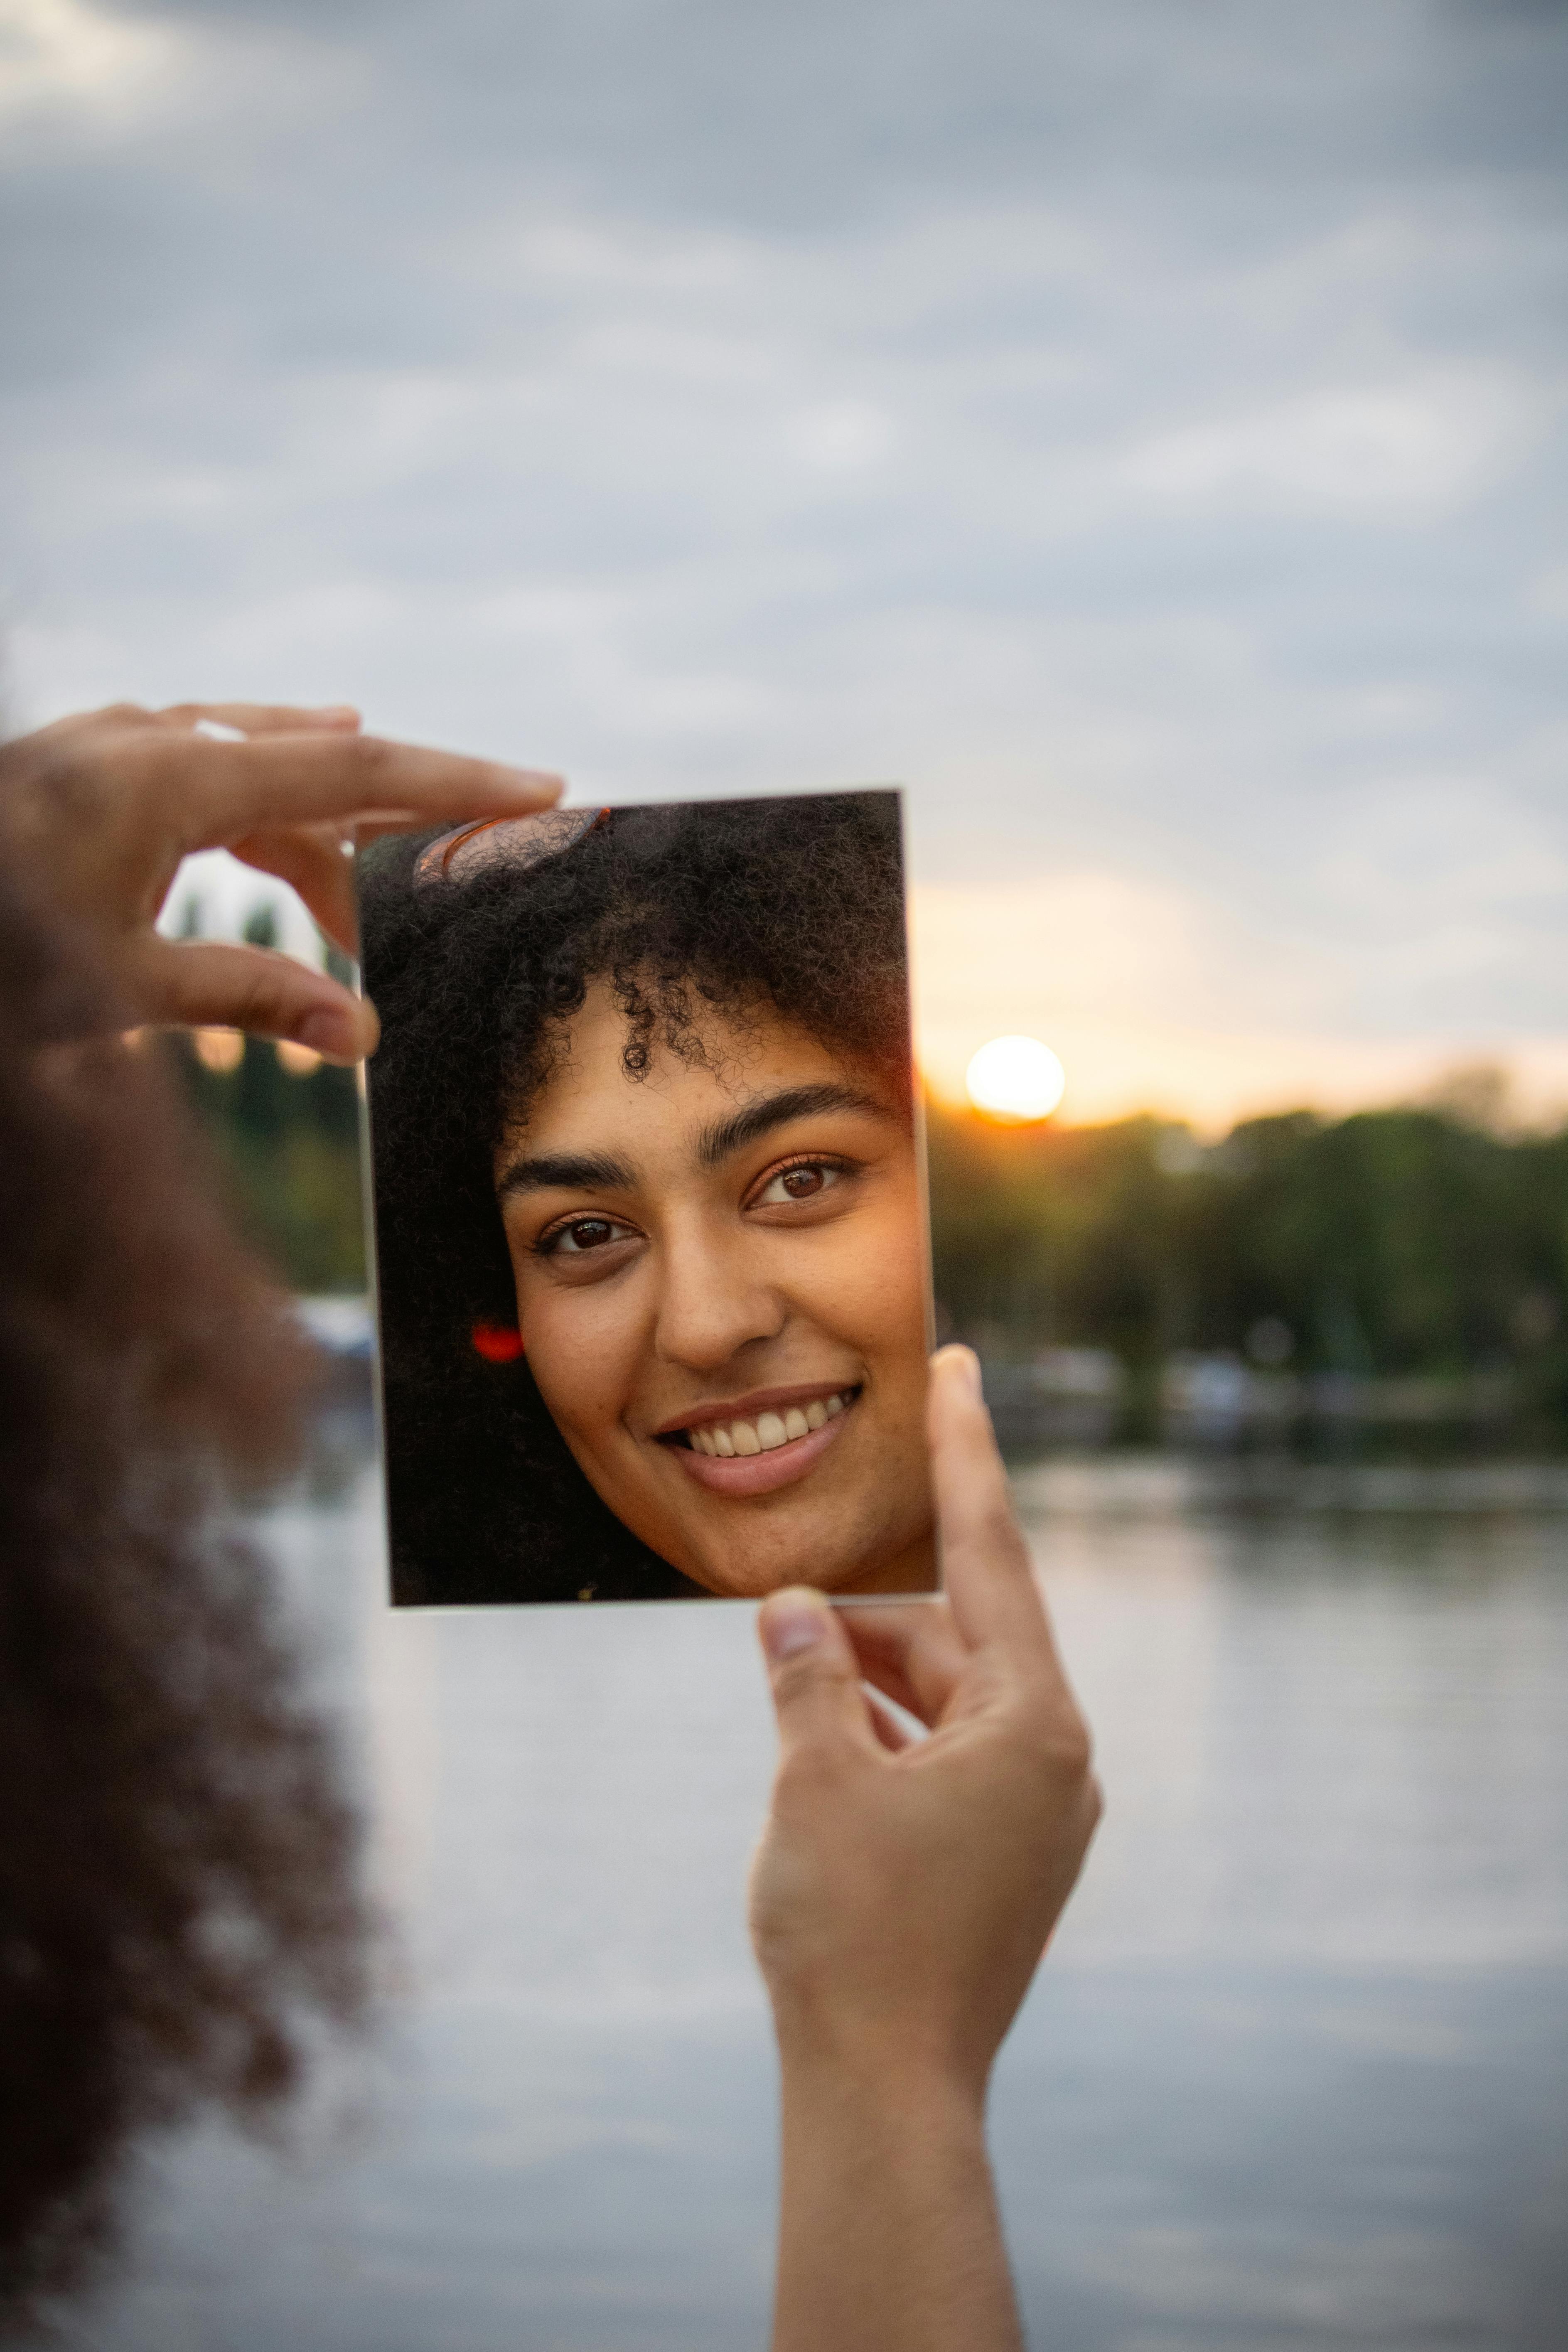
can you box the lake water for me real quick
[74,1453,1568,2352]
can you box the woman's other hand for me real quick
[751,1341,1099,2091]
[750,1343,1100,2352]
[0,700,562,1062]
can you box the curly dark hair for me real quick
[0,874,369,2330]
[359,790,911,1605]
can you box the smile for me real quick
[657,1384,862,1499]
[686,1388,855,1457]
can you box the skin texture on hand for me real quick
[0,700,562,1061]
[750,1345,1101,2352]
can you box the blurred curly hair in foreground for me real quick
[0,870,369,2331]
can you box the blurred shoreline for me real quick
[1010,1449,1568,1520]
[291,1296,1568,1530]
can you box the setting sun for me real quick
[965,1035,1066,1124]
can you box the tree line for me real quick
[171,1027,365,1296]
[170,1000,1568,1427]
[926,1093,1568,1418]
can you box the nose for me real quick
[651,1212,786,1375]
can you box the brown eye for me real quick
[754,1161,845,1208]
[546,1216,631,1255]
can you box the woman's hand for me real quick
[0,700,562,1062]
[750,1344,1100,2352]
[751,1342,1099,2091]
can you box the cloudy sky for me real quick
[3,0,1566,1123]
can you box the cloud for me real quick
[0,0,184,128]
[1120,374,1545,516]
[2,0,1566,1116]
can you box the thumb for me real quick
[757,1587,875,1766]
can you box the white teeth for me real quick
[685,1389,854,1459]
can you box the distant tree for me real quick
[926,1091,1568,1428]
[172,1033,363,1293]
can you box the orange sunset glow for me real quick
[908,879,1568,1135]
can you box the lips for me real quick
[657,1383,861,1499]
[685,1388,854,1459]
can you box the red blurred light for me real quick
[471,1322,525,1364]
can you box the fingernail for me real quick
[499,766,565,795]
[946,1346,983,1401]
[761,1592,830,1663]
[297,1009,360,1062]
[313,704,361,725]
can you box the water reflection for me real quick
[81,1448,1568,2351]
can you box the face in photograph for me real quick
[496,978,933,1599]
[360,790,937,1605]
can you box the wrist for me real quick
[774,2019,990,2129]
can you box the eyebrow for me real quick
[495,1148,638,1201]
[697,1082,893,1168]
[495,1082,895,1202]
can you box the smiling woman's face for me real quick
[494,982,935,1599]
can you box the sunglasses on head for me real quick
[413,805,611,887]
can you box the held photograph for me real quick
[357,789,939,1605]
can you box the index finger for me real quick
[136,729,563,844]
[836,1600,969,1728]
[153,700,362,737]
